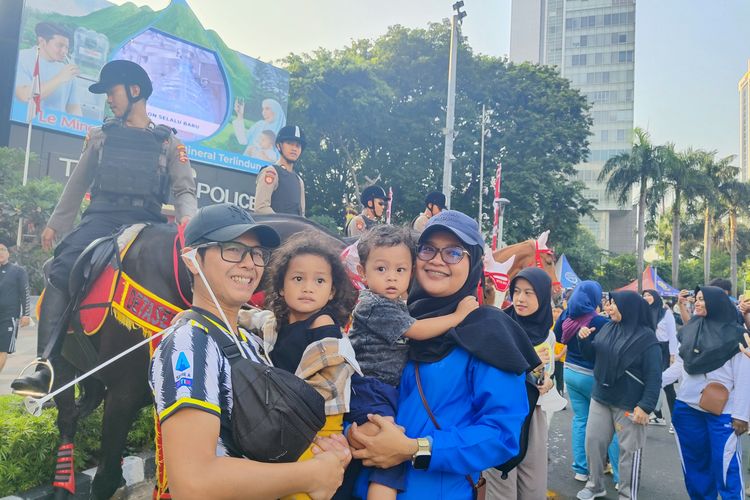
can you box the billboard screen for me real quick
[11,0,289,174]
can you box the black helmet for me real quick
[276,125,306,149]
[89,60,153,101]
[424,191,446,209]
[360,185,389,206]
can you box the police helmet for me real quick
[276,125,306,149]
[89,60,153,101]
[424,191,446,209]
[360,185,389,206]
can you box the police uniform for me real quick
[412,213,430,233]
[46,119,197,290]
[346,211,378,237]
[253,164,305,216]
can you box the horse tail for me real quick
[76,376,106,419]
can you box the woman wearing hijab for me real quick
[485,267,557,499]
[642,289,678,426]
[349,210,540,499]
[576,291,661,500]
[553,281,620,485]
[232,98,286,154]
[662,286,750,499]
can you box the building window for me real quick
[572,54,587,66]
[580,35,588,46]
[617,129,626,141]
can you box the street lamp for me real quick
[441,0,467,208]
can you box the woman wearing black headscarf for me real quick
[662,286,750,499]
[642,289,678,425]
[349,210,540,499]
[485,267,559,499]
[575,291,661,500]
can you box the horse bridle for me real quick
[534,240,561,289]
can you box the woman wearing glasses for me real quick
[349,210,540,499]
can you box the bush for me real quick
[0,395,155,496]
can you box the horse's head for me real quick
[491,230,561,297]
[534,230,561,296]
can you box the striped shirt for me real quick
[149,308,267,457]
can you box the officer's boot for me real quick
[11,284,70,397]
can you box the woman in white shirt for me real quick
[662,286,750,499]
[642,289,677,425]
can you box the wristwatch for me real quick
[411,437,432,470]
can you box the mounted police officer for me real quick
[411,191,446,233]
[346,185,388,237]
[253,125,306,216]
[12,60,197,397]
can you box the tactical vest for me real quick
[270,165,302,216]
[90,122,172,217]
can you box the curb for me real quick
[1,452,155,500]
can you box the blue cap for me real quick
[420,210,484,247]
[185,203,280,248]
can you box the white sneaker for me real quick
[574,473,589,482]
[615,483,620,491]
[649,415,667,426]
[668,424,675,434]
[577,487,606,499]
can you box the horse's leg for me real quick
[52,357,80,500]
[90,379,150,500]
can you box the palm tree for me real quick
[717,179,750,295]
[696,152,737,283]
[598,128,663,292]
[659,145,705,288]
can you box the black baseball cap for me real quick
[420,210,484,247]
[185,203,280,248]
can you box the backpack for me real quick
[184,311,326,462]
[494,374,541,478]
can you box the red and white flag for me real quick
[27,47,42,122]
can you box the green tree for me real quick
[598,128,663,292]
[696,151,737,283]
[716,180,750,295]
[659,145,705,288]
[284,23,593,243]
[0,148,63,293]
[555,225,603,280]
[595,253,637,291]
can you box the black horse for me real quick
[49,214,347,499]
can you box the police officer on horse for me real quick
[12,60,197,396]
[253,125,306,216]
[346,185,388,237]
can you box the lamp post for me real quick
[477,104,489,225]
[441,1,467,209]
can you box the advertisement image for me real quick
[11,0,289,174]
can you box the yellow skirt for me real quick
[281,413,344,500]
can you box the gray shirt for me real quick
[348,289,416,387]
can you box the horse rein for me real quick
[173,223,192,308]
[534,240,562,289]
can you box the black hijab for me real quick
[408,212,540,375]
[643,289,666,330]
[505,267,553,346]
[678,285,745,375]
[593,291,657,387]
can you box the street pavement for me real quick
[4,324,750,498]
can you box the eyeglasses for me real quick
[195,241,271,266]
[416,243,469,265]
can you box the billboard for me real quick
[10,0,289,174]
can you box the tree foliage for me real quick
[284,23,593,247]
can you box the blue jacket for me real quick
[553,309,609,371]
[357,347,528,499]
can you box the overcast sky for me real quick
[110,0,749,162]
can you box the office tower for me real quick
[740,60,750,182]
[510,0,636,253]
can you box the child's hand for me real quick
[456,296,479,319]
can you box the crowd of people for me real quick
[6,58,750,500]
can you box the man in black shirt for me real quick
[0,241,31,374]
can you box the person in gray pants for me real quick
[575,291,662,500]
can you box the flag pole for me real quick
[18,47,41,247]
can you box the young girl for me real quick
[261,231,359,499]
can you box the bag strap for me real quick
[415,363,484,495]
[181,310,246,367]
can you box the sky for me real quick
[109,0,749,162]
